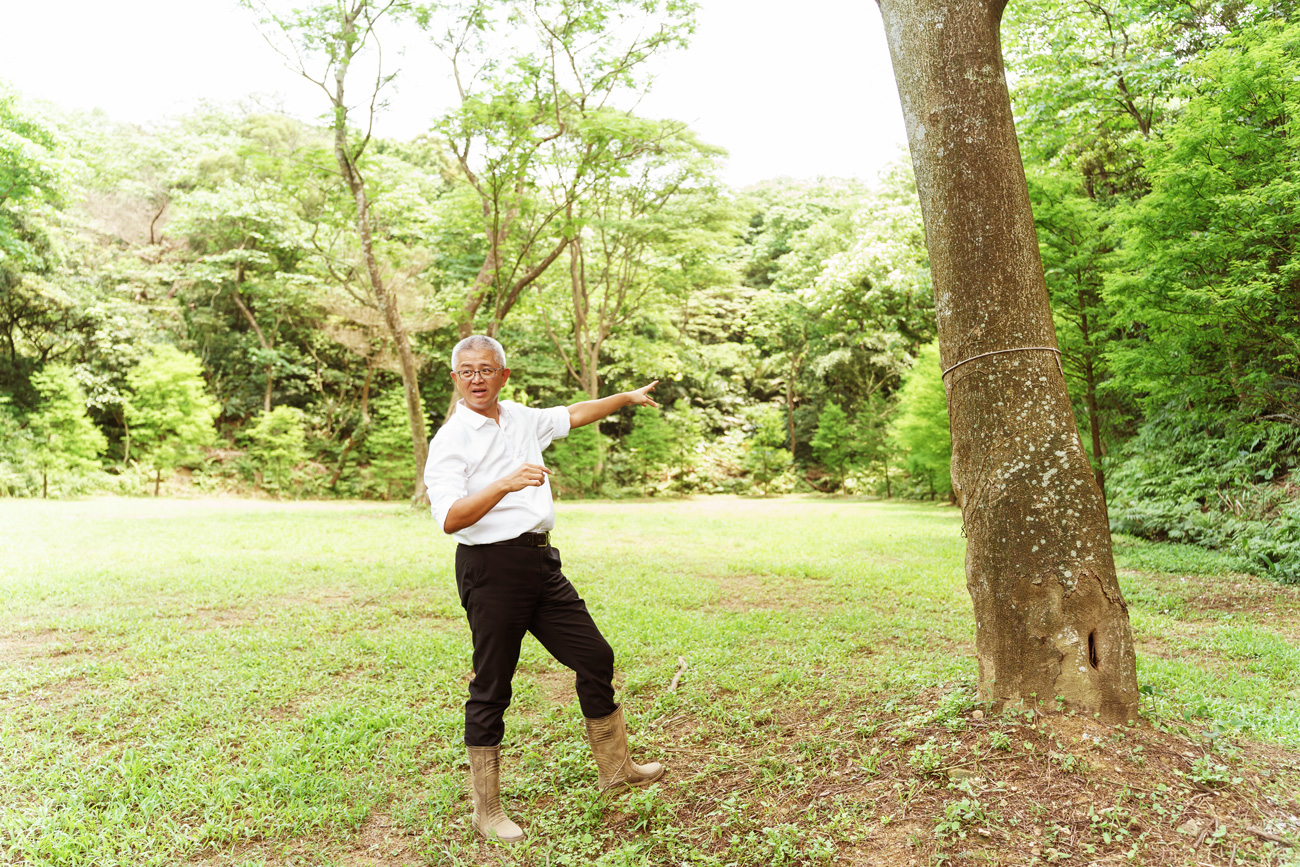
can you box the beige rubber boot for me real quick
[584,706,665,793]
[467,746,525,843]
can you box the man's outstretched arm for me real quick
[567,381,659,429]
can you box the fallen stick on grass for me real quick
[1246,827,1294,847]
[668,656,687,692]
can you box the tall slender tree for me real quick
[29,365,107,498]
[244,0,431,501]
[876,0,1139,721]
[541,131,729,400]
[125,345,220,497]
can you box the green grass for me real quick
[2,496,1298,866]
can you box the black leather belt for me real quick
[488,531,550,547]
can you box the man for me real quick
[424,334,665,844]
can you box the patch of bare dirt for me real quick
[0,629,97,666]
[175,682,1300,867]
[165,588,461,635]
[1123,569,1300,653]
[528,666,579,707]
[1122,569,1300,619]
[667,696,1300,867]
[184,809,422,867]
[344,803,422,866]
[705,570,864,614]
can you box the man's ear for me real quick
[500,368,511,382]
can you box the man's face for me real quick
[451,347,510,416]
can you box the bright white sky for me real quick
[0,0,910,188]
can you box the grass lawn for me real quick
[1,495,1298,866]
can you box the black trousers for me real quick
[455,542,617,746]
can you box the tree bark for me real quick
[231,259,275,414]
[328,3,429,502]
[786,351,804,459]
[338,160,429,501]
[329,361,373,490]
[1077,299,1107,497]
[877,0,1138,722]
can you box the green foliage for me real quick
[743,405,793,496]
[534,126,736,401]
[1026,168,1132,478]
[363,389,418,501]
[426,0,699,337]
[810,402,858,489]
[906,737,946,776]
[28,365,107,497]
[1003,0,1180,195]
[1102,20,1300,583]
[0,3,1294,589]
[0,395,35,496]
[988,730,1012,752]
[549,417,607,499]
[804,161,934,363]
[125,345,219,494]
[0,84,60,268]
[621,409,676,496]
[934,797,992,842]
[740,166,933,469]
[1001,0,1300,578]
[1185,754,1243,789]
[1111,18,1300,420]
[738,177,872,291]
[664,398,706,487]
[242,405,309,495]
[170,169,321,416]
[0,90,137,416]
[1108,407,1300,582]
[889,341,952,501]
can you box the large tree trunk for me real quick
[877,0,1138,722]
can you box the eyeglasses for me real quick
[452,367,502,381]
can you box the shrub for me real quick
[550,420,607,499]
[363,389,422,500]
[125,345,219,496]
[28,365,108,498]
[621,409,676,495]
[1108,405,1300,583]
[888,340,952,500]
[242,405,309,496]
[744,405,793,496]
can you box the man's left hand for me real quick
[628,381,659,409]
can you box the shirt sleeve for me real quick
[424,427,469,532]
[535,404,572,450]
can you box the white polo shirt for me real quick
[425,399,571,545]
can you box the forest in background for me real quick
[1,0,1297,582]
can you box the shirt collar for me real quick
[455,399,512,429]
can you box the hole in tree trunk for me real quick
[1088,631,1100,670]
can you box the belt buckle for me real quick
[534,532,548,547]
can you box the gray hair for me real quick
[450,335,507,369]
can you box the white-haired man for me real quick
[424,334,665,843]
